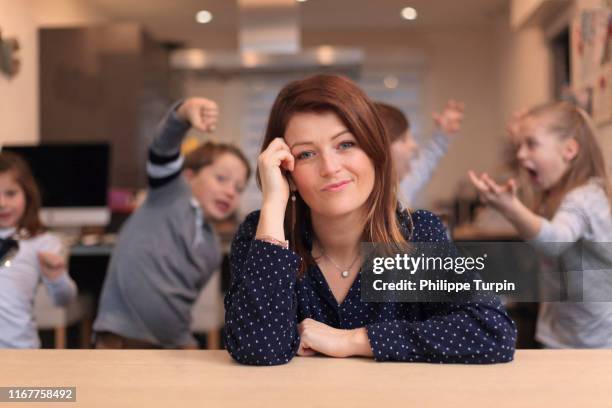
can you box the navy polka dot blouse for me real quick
[224,209,516,365]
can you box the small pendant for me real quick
[341,270,349,278]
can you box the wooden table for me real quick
[0,350,610,407]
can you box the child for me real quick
[375,100,464,207]
[469,101,612,348]
[0,151,77,348]
[224,74,515,365]
[93,97,251,349]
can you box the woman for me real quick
[224,74,516,365]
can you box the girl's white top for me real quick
[529,178,612,348]
[0,228,77,348]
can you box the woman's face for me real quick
[285,111,375,220]
[0,172,26,229]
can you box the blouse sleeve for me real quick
[365,211,517,363]
[224,212,302,365]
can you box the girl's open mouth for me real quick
[525,167,539,183]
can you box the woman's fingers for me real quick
[260,138,294,172]
[297,320,316,356]
[297,341,316,357]
[263,149,294,172]
[257,139,294,204]
[267,137,291,151]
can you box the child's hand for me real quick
[506,108,528,143]
[468,171,518,211]
[433,99,465,136]
[37,251,67,281]
[176,97,219,132]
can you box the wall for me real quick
[512,0,546,27]
[573,0,612,164]
[0,0,108,146]
[32,0,107,27]
[0,0,39,145]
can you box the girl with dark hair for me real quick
[0,151,77,348]
[224,74,516,365]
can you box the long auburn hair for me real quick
[258,74,407,275]
[525,101,612,218]
[0,151,46,236]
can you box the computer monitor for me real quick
[3,143,111,228]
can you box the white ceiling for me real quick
[85,0,510,48]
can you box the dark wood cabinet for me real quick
[40,23,171,189]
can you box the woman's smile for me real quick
[321,179,352,192]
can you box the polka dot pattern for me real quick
[224,210,517,365]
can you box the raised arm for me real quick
[400,131,451,204]
[147,98,218,188]
[224,137,301,365]
[400,100,464,205]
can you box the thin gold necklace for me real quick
[317,243,360,279]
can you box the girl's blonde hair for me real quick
[0,152,46,236]
[526,101,612,218]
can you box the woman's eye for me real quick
[296,151,315,160]
[338,141,355,150]
[216,175,228,182]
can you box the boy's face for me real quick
[186,153,248,221]
[0,172,26,229]
[391,130,418,181]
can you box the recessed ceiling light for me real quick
[317,46,334,65]
[196,10,213,24]
[383,75,399,89]
[296,0,307,3]
[401,7,418,21]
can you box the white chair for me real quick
[190,270,224,349]
[33,284,93,348]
